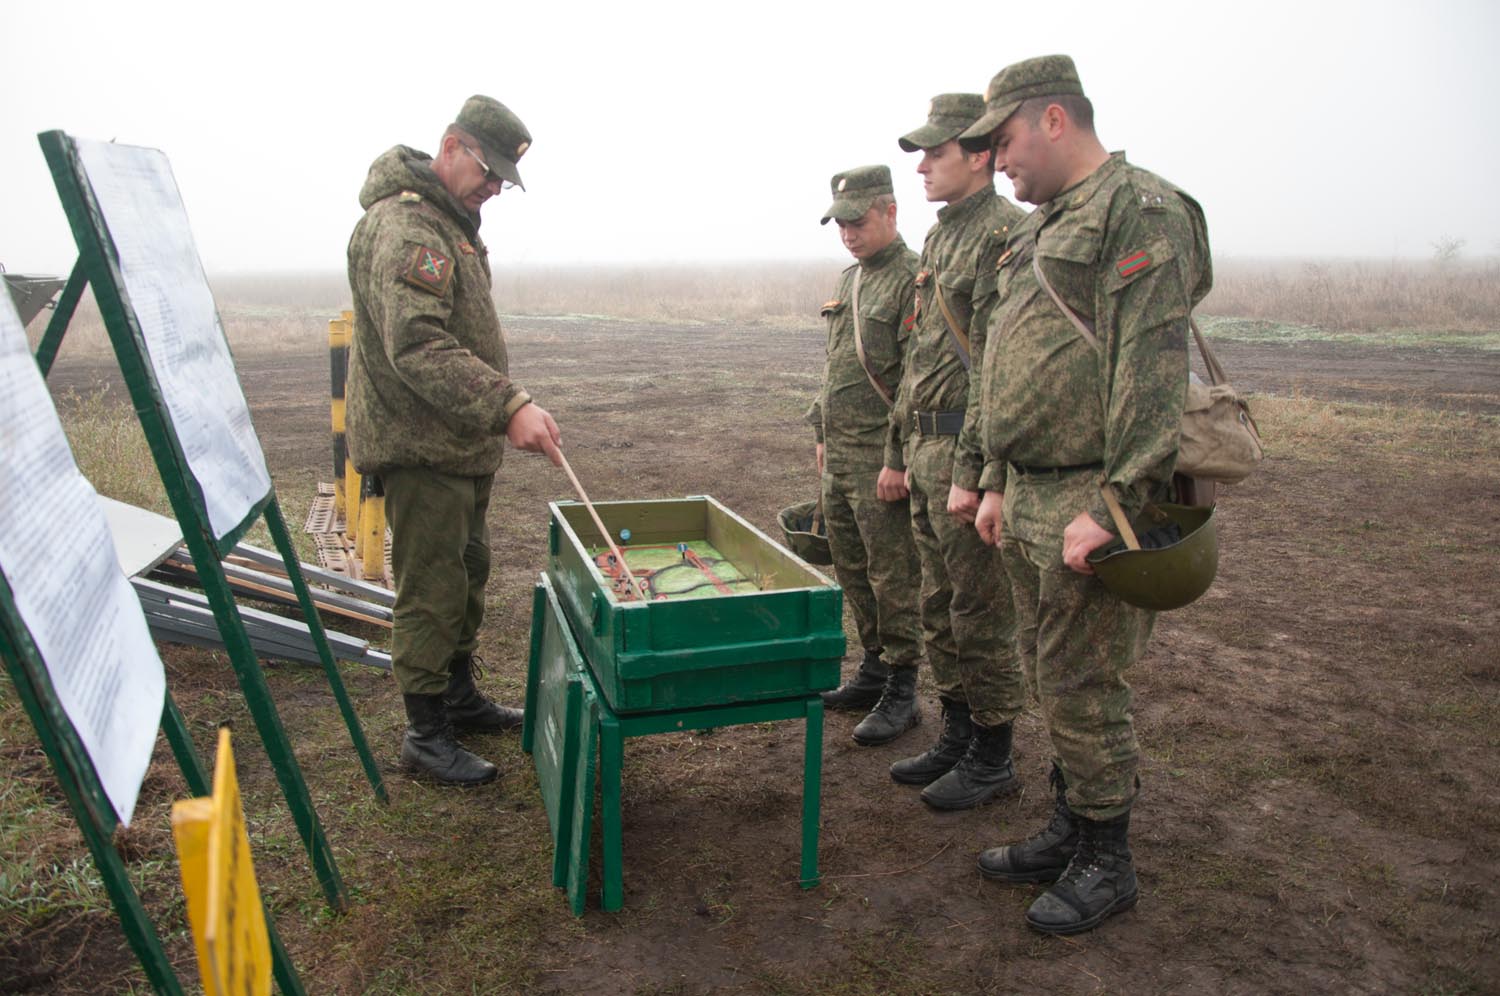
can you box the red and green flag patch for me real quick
[403,245,453,296]
[1115,250,1151,278]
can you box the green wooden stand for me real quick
[524,575,823,914]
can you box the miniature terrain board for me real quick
[546,496,845,714]
[587,540,759,600]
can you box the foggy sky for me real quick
[2,0,1496,277]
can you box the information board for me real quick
[73,139,271,540]
[0,289,163,825]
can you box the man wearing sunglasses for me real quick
[347,94,562,787]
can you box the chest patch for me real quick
[915,269,931,287]
[403,245,454,296]
[1116,250,1151,278]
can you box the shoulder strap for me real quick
[850,266,895,408]
[930,276,972,370]
[1031,249,1222,382]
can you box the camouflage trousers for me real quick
[383,467,493,695]
[1000,468,1154,820]
[821,468,922,669]
[908,435,1024,727]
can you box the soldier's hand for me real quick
[815,443,825,476]
[975,490,1004,546]
[947,485,981,524]
[876,466,909,502]
[1062,511,1112,575]
[506,402,563,466]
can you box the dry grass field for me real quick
[4,260,1499,994]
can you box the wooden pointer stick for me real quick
[556,450,650,601]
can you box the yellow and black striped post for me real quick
[328,311,351,520]
[357,473,386,583]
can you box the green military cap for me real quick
[898,93,986,152]
[455,94,532,190]
[959,54,1086,142]
[820,165,893,225]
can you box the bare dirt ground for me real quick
[6,318,1499,995]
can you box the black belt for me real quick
[1008,461,1102,478]
[912,410,965,436]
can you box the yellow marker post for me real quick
[171,728,272,996]
[329,314,350,521]
[358,474,386,582]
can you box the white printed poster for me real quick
[75,138,271,540]
[0,290,165,825]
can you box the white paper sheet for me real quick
[74,139,271,540]
[0,292,165,826]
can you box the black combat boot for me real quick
[977,763,1077,882]
[851,666,921,746]
[821,649,889,711]
[444,653,524,734]
[889,697,972,785]
[401,693,498,786]
[1024,810,1137,935]
[920,720,1019,810]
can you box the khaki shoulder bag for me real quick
[1031,254,1264,486]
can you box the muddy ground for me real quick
[6,318,1499,995]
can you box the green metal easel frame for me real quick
[35,129,387,916]
[1,565,306,993]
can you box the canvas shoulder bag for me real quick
[1031,253,1264,484]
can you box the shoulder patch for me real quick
[1116,250,1151,278]
[397,190,423,204]
[403,245,454,297]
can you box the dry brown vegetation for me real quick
[26,257,1500,361]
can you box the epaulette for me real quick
[397,190,423,204]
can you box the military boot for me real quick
[920,720,1019,810]
[851,666,921,746]
[977,763,1077,882]
[821,649,888,711]
[889,697,972,785]
[444,653,524,734]
[1024,810,1137,935]
[400,693,498,786]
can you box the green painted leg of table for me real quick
[800,696,823,888]
[600,712,625,912]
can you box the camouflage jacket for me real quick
[806,237,919,475]
[964,153,1212,526]
[345,145,532,477]
[886,185,1024,478]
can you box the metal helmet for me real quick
[778,499,832,565]
[1087,503,1218,611]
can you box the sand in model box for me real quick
[589,540,760,600]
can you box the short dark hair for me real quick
[1018,94,1095,133]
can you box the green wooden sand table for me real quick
[523,496,844,912]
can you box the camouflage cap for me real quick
[958,54,1086,142]
[455,94,531,191]
[820,165,894,225]
[898,94,986,152]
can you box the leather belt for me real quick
[1008,461,1102,479]
[912,410,965,436]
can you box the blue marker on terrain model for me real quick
[619,528,632,543]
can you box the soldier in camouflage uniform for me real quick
[882,95,1029,810]
[808,166,925,746]
[347,95,563,787]
[959,56,1212,933]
